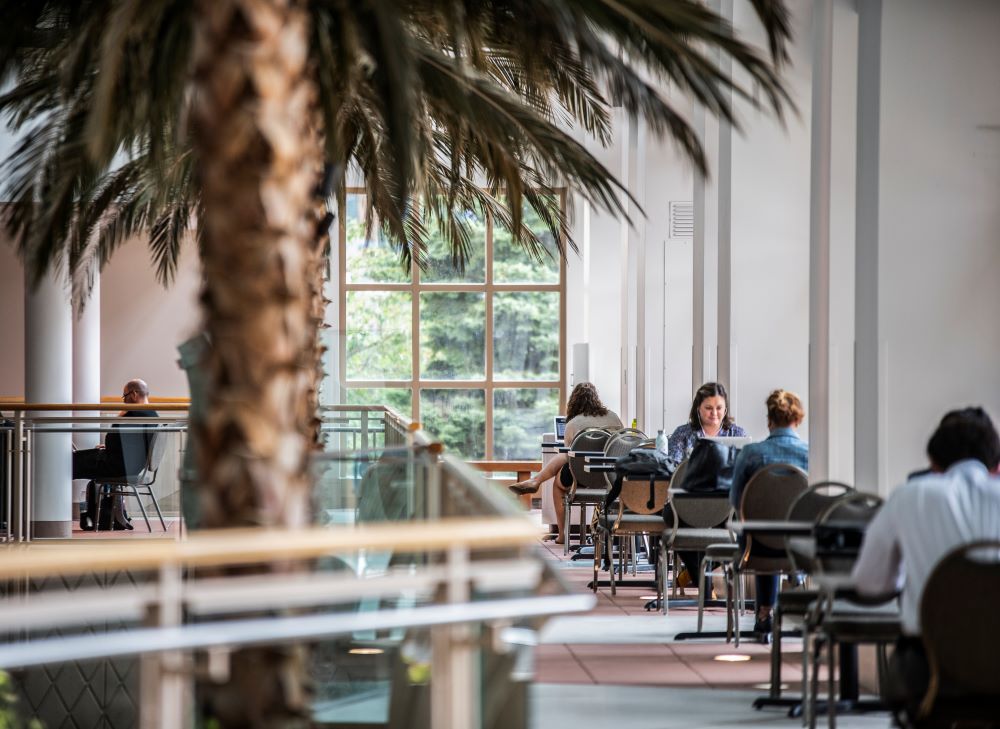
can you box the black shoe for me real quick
[112,516,134,531]
[754,615,773,644]
[79,513,95,532]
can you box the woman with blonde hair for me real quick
[510,382,622,543]
[729,388,808,640]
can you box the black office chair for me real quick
[95,428,169,532]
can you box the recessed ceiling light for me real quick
[713,654,751,663]
[348,648,384,656]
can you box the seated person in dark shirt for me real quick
[74,379,158,530]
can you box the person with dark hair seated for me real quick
[666,382,748,463]
[73,378,158,530]
[851,407,1000,714]
[510,382,622,544]
[730,389,808,639]
[665,382,749,590]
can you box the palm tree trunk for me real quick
[191,0,318,724]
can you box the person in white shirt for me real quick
[851,407,1000,713]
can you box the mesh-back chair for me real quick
[785,481,854,574]
[732,463,809,647]
[661,495,733,619]
[589,429,648,590]
[917,541,1000,725]
[758,481,855,709]
[95,427,169,532]
[806,492,896,729]
[564,427,614,555]
[814,491,883,575]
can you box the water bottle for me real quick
[655,429,668,453]
[631,417,638,431]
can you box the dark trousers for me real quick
[885,637,930,716]
[662,503,720,594]
[73,448,124,480]
[73,449,128,524]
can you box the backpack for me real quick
[682,438,740,493]
[605,447,676,512]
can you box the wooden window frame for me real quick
[338,188,567,459]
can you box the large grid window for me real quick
[339,190,565,460]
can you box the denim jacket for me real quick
[729,427,809,508]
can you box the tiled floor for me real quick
[532,537,893,729]
[70,516,181,539]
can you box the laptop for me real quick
[553,415,567,441]
[704,435,752,450]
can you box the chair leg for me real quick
[770,605,783,699]
[93,484,104,531]
[827,638,837,729]
[609,535,617,595]
[130,486,152,532]
[801,629,811,728]
[593,530,602,593]
[808,636,822,729]
[660,543,669,615]
[563,497,571,556]
[725,564,734,643]
[733,570,742,648]
[697,555,710,632]
[144,487,167,531]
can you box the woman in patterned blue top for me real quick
[667,382,748,463]
[666,382,747,593]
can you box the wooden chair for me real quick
[595,467,670,595]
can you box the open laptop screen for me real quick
[704,435,752,450]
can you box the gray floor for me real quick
[531,684,893,729]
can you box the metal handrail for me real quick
[0,517,540,578]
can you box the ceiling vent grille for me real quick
[669,201,694,240]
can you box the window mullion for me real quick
[485,210,495,460]
[411,250,420,425]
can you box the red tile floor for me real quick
[534,538,810,691]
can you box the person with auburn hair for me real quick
[666,382,748,463]
[729,388,808,640]
[510,382,622,544]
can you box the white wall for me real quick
[99,236,201,396]
[876,0,1000,487]
[0,234,200,399]
[729,1,814,441]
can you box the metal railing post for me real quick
[431,544,477,729]
[12,412,25,542]
[141,561,188,729]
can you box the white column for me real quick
[26,266,73,538]
[716,0,735,408]
[619,114,645,426]
[73,277,102,505]
[854,0,885,493]
[633,117,648,428]
[809,0,835,483]
[692,103,720,394]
